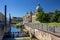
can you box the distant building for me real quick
[0,12,5,22]
[11,17,22,23]
[32,4,42,23]
[23,12,32,23]
[23,4,42,23]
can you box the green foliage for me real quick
[35,4,60,23]
[58,16,60,23]
[50,10,59,22]
[42,13,49,23]
[35,4,50,23]
[41,13,46,22]
[36,12,44,22]
[36,10,60,23]
[15,24,22,29]
[36,12,49,23]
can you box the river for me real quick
[3,25,38,40]
[3,25,30,40]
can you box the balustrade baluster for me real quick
[42,24,43,29]
[47,25,48,31]
[38,23,39,29]
[54,26,55,33]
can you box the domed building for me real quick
[23,11,32,23]
[32,4,43,23]
[23,4,60,23]
[23,4,43,23]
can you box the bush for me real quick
[15,24,22,29]
[58,16,60,23]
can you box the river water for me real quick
[11,26,21,32]
[3,25,38,40]
[2,25,30,40]
[11,25,30,40]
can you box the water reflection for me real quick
[3,25,37,40]
[11,26,28,38]
[11,26,21,32]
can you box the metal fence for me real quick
[3,32,29,38]
[24,23,60,36]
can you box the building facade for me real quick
[23,12,32,23]
[0,12,5,22]
[23,4,60,23]
[11,17,22,23]
[23,4,41,23]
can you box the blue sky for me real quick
[0,0,60,17]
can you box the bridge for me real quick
[0,5,60,40]
[24,23,60,40]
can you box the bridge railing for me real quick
[3,32,30,38]
[24,23,60,36]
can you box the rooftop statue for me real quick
[35,4,43,12]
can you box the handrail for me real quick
[24,23,60,36]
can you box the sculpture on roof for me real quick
[35,4,43,12]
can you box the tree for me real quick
[41,13,46,22]
[50,10,59,22]
[36,12,44,22]
[15,24,22,29]
[42,13,49,23]
[58,16,60,23]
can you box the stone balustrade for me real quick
[24,23,60,40]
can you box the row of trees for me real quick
[36,10,60,23]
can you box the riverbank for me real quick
[30,22,60,27]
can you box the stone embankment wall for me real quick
[0,27,4,40]
[0,24,10,40]
[25,25,60,40]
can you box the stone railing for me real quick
[24,23,60,36]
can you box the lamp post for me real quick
[4,5,7,26]
[9,14,11,26]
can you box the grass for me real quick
[29,22,60,27]
[41,23,60,27]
